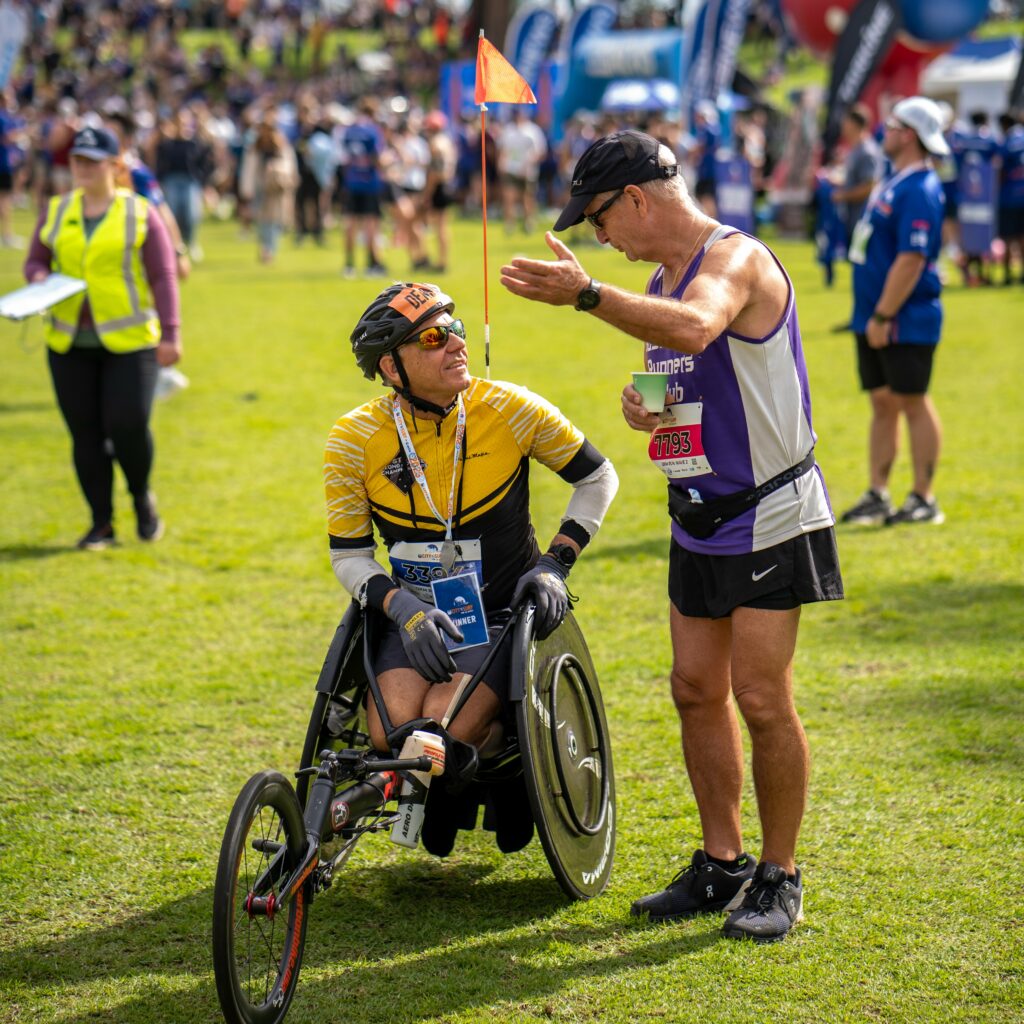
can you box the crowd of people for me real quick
[0,3,786,276]
[817,100,1024,289]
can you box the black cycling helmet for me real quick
[351,282,456,381]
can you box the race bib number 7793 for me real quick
[648,402,713,479]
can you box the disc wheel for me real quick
[514,609,616,900]
[212,771,309,1024]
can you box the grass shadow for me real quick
[8,855,726,1024]
[845,579,1024,650]
[0,400,51,414]
[0,543,74,561]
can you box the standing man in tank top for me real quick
[500,130,844,943]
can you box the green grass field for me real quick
[1,210,1022,1024]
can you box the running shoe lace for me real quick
[667,864,697,891]
[746,878,780,911]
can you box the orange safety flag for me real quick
[474,35,537,105]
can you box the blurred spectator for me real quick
[293,99,328,247]
[153,109,213,261]
[830,104,882,251]
[497,108,546,234]
[105,108,191,280]
[239,115,298,264]
[0,89,26,247]
[997,111,1024,286]
[340,98,386,277]
[423,109,456,274]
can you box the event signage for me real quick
[504,4,560,94]
[714,152,755,235]
[958,158,997,254]
[555,1,617,68]
[1011,42,1024,111]
[553,2,617,131]
[712,0,753,98]
[822,0,903,159]
[682,0,719,111]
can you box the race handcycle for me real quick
[211,599,616,1024]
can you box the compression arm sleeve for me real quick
[330,546,395,609]
[560,457,618,549]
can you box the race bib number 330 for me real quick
[648,402,713,479]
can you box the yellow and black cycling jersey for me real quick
[324,377,603,610]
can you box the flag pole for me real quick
[479,29,491,380]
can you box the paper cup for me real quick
[632,371,670,414]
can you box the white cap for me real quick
[892,96,950,156]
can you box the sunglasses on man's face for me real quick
[586,189,625,230]
[406,318,466,350]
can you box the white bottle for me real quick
[389,730,446,849]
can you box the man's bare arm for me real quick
[500,231,774,355]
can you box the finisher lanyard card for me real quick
[430,572,489,652]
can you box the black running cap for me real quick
[553,129,677,231]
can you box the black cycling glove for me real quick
[511,554,569,641]
[385,589,463,683]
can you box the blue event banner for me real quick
[958,159,996,254]
[714,151,754,235]
[430,573,490,652]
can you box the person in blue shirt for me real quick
[997,112,1024,286]
[0,91,26,248]
[840,97,947,527]
[341,99,386,277]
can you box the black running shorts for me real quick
[669,527,844,620]
[343,190,382,217]
[856,333,936,395]
[374,614,512,705]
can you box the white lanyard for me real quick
[860,161,927,223]
[391,393,466,572]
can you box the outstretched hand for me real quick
[500,232,591,307]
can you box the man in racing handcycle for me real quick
[324,282,618,795]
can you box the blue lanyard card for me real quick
[430,571,489,652]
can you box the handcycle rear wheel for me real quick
[212,770,310,1024]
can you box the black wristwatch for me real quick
[871,310,895,324]
[574,278,602,311]
[546,543,578,572]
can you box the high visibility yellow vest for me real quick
[40,188,161,354]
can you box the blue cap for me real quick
[70,126,120,161]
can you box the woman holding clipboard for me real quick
[24,125,181,549]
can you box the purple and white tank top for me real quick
[645,226,834,555]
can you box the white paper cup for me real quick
[632,371,670,414]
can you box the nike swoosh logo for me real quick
[751,565,778,582]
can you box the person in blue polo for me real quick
[841,97,947,527]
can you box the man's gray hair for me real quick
[640,143,696,208]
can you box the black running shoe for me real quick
[77,523,116,550]
[630,850,757,922]
[135,493,164,542]
[884,491,944,526]
[722,861,803,943]
[839,488,893,525]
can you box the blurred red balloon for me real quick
[781,0,951,62]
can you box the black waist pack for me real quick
[667,450,816,540]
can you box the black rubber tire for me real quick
[297,692,331,809]
[513,609,616,900]
[212,770,310,1024]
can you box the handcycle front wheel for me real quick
[212,770,310,1024]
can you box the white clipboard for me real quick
[0,274,87,321]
